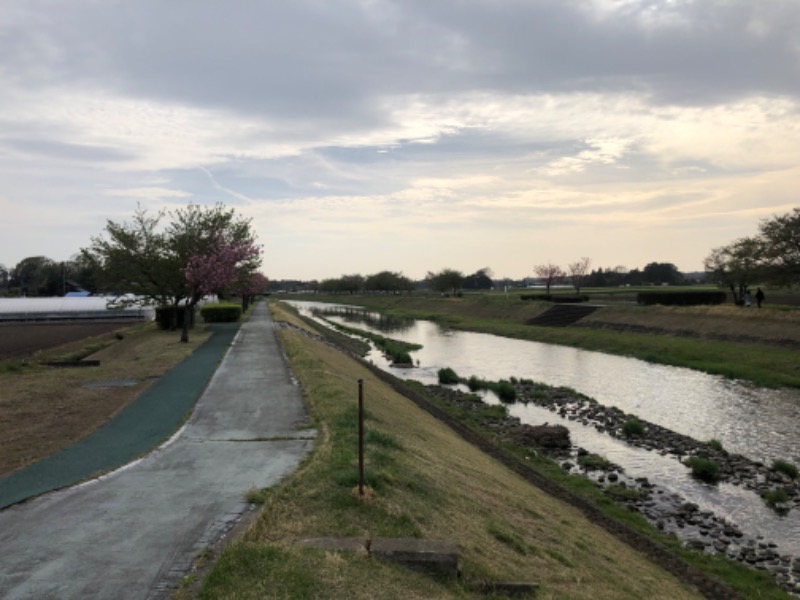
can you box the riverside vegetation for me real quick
[294,291,800,388]
[181,300,792,599]
[0,322,212,475]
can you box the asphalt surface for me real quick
[0,321,241,510]
[0,302,315,599]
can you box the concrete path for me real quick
[0,302,314,599]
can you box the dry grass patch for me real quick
[203,320,702,600]
[582,304,800,345]
[0,323,211,474]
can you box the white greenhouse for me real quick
[0,297,155,322]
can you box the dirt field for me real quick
[0,321,137,360]
[0,322,212,475]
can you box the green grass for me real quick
[437,367,460,385]
[319,317,421,365]
[622,419,645,437]
[295,293,800,388]
[195,301,793,600]
[578,453,612,470]
[195,305,733,599]
[762,488,790,508]
[686,456,720,483]
[772,459,799,479]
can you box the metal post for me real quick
[358,378,364,497]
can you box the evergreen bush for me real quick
[773,459,798,479]
[687,456,720,483]
[637,290,726,306]
[200,303,242,323]
[622,419,645,437]
[155,306,194,330]
[437,367,460,385]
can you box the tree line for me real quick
[1,203,267,342]
[705,207,800,304]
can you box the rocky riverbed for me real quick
[512,379,800,512]
[425,383,800,596]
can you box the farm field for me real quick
[0,321,211,474]
[0,321,136,360]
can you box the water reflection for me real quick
[295,301,800,466]
[290,301,800,555]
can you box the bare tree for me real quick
[533,262,566,294]
[568,257,592,294]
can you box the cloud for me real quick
[1,1,799,278]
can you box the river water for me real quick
[289,301,800,557]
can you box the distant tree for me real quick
[340,274,365,294]
[642,262,684,285]
[84,203,260,342]
[426,268,464,295]
[63,253,100,294]
[759,208,800,286]
[232,271,269,312]
[0,263,10,292]
[705,237,766,305]
[10,256,62,296]
[568,257,591,294]
[533,262,566,294]
[184,234,261,337]
[365,271,415,293]
[462,267,494,290]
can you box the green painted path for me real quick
[0,322,240,509]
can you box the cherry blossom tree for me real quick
[84,203,261,342]
[533,262,566,294]
[568,257,592,295]
[182,234,261,342]
[234,271,269,311]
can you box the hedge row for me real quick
[520,294,590,304]
[200,303,242,323]
[155,306,195,330]
[637,290,726,306]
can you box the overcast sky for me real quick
[2,0,799,281]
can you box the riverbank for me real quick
[0,322,213,475]
[420,381,800,595]
[187,302,793,599]
[189,304,711,599]
[286,293,800,388]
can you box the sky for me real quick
[2,0,799,281]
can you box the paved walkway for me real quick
[0,302,314,599]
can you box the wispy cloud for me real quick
[1,1,799,278]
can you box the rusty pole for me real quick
[358,378,365,496]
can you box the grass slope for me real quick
[296,293,800,388]
[0,323,212,474]
[193,304,703,600]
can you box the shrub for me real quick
[708,439,724,452]
[772,459,799,479]
[155,306,195,330]
[520,294,589,303]
[622,419,645,437]
[762,488,790,507]
[492,380,517,403]
[437,367,460,385]
[467,375,485,392]
[604,483,644,501]
[200,303,242,323]
[637,290,726,306]
[578,453,611,470]
[244,486,268,504]
[687,456,720,483]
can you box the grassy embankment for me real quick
[187,301,789,599]
[292,292,800,388]
[0,322,212,475]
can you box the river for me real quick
[289,301,800,562]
